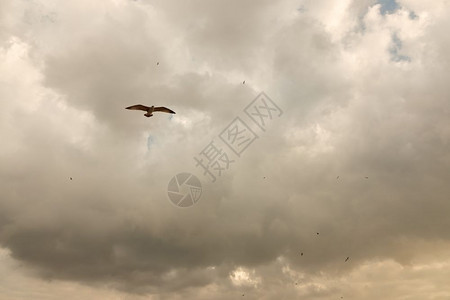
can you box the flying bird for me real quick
[126,105,175,118]
[243,80,245,84]
[69,177,72,180]
[345,257,350,262]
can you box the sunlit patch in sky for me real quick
[229,267,261,287]
[377,0,400,15]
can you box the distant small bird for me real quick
[263,176,266,179]
[345,257,350,262]
[301,252,303,256]
[126,105,175,118]
[243,80,245,84]
[70,177,72,180]
[316,232,319,235]
[365,176,368,179]
[157,62,159,65]
[336,176,339,179]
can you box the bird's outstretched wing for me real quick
[154,106,176,114]
[126,104,150,111]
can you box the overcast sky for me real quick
[1,0,450,299]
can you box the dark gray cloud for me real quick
[1,0,450,299]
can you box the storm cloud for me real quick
[1,0,450,299]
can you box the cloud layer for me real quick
[1,0,450,299]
